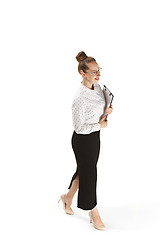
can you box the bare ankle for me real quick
[65,193,73,201]
[90,207,100,216]
[91,206,97,212]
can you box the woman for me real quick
[58,51,113,230]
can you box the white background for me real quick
[0,0,160,239]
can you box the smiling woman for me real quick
[76,51,102,90]
[58,51,108,231]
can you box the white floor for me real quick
[55,197,160,240]
[1,193,159,240]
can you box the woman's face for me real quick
[81,62,101,84]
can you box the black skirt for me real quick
[68,130,101,210]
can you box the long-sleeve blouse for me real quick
[71,82,106,134]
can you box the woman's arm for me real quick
[72,97,101,134]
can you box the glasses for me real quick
[85,67,102,76]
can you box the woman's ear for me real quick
[80,70,85,76]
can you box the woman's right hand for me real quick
[99,115,108,128]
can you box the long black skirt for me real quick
[68,130,101,210]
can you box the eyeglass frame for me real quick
[85,67,102,76]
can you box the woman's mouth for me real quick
[95,78,99,80]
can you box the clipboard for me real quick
[103,85,114,121]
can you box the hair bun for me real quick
[76,51,87,63]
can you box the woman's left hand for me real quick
[106,105,113,114]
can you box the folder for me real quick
[102,85,114,121]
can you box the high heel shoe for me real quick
[58,194,74,215]
[88,211,106,230]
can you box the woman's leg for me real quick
[64,175,79,209]
[90,206,104,225]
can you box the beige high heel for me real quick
[58,194,74,215]
[88,211,106,230]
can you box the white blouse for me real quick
[71,82,106,134]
